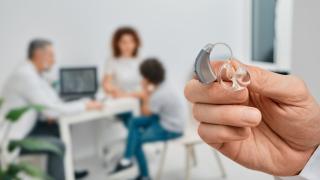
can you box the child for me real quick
[111,58,187,180]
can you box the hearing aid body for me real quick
[194,44,217,84]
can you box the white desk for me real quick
[59,98,140,180]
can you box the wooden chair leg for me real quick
[156,142,168,180]
[213,150,227,178]
[185,145,192,180]
[190,145,197,167]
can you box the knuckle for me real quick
[220,127,234,140]
[237,128,250,139]
[198,124,214,143]
[214,108,223,122]
[184,82,193,101]
[197,125,206,140]
[215,130,225,140]
[251,67,268,92]
[192,105,201,121]
[233,89,248,103]
[207,84,219,99]
[290,75,309,99]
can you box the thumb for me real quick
[244,64,306,101]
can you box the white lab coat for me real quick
[0,61,87,140]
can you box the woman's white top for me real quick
[104,57,142,92]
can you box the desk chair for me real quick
[155,114,227,180]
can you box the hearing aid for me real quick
[194,43,250,91]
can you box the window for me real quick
[251,0,276,63]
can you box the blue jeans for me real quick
[116,111,133,128]
[124,115,182,177]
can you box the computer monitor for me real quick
[59,67,98,100]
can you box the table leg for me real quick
[60,122,75,180]
[185,145,192,180]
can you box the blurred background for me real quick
[0,0,319,180]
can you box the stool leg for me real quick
[213,150,227,178]
[185,145,192,180]
[190,145,197,167]
[156,143,168,180]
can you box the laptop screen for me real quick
[60,67,98,95]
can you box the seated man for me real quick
[111,58,187,180]
[1,39,102,180]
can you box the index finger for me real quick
[184,79,248,104]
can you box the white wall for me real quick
[0,0,249,90]
[291,0,320,102]
[0,0,250,158]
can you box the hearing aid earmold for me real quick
[194,43,251,91]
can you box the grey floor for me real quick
[75,142,273,180]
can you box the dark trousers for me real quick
[21,121,65,180]
[116,111,133,128]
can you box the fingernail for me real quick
[243,107,261,126]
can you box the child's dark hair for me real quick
[140,58,165,85]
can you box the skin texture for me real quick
[184,61,320,176]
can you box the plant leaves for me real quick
[8,138,63,156]
[5,106,29,123]
[5,163,20,178]
[0,168,11,180]
[7,163,52,180]
[5,105,45,122]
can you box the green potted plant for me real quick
[0,98,63,180]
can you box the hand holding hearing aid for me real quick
[185,44,320,176]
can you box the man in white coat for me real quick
[1,39,102,180]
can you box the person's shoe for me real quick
[134,175,151,180]
[75,170,89,179]
[110,161,133,174]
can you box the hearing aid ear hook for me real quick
[194,43,251,91]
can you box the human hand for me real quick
[85,100,103,111]
[112,89,129,98]
[139,79,154,101]
[141,79,155,94]
[46,117,56,124]
[184,61,320,176]
[103,81,121,97]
